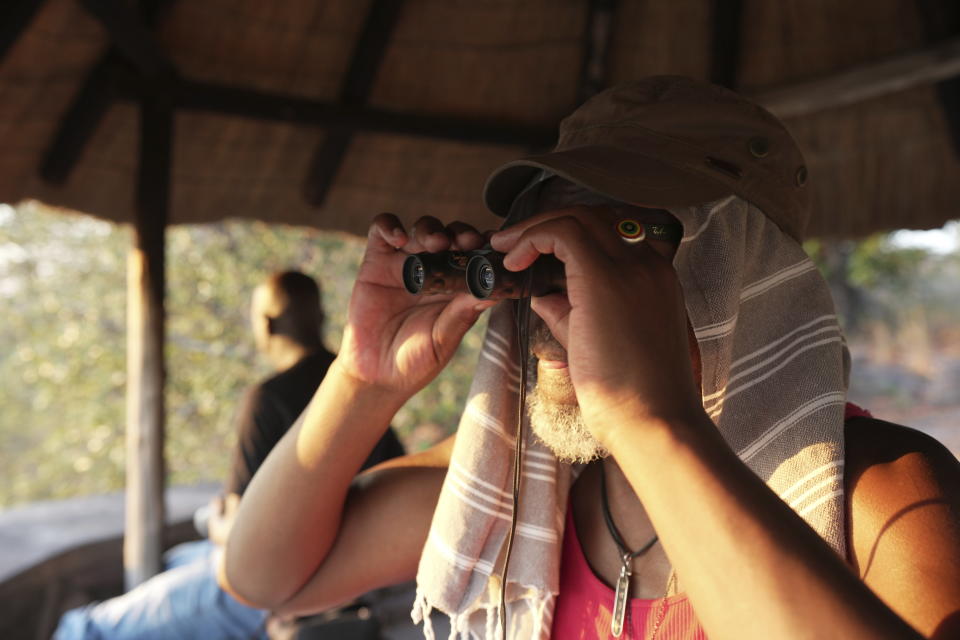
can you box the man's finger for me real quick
[494,216,608,278]
[368,213,408,251]
[408,216,451,253]
[490,206,588,244]
[446,222,485,251]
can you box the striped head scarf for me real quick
[411,183,850,639]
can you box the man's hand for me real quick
[490,206,703,444]
[338,214,495,398]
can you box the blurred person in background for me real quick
[55,270,404,640]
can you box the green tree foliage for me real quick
[0,203,128,506]
[1,203,484,508]
[803,234,959,337]
[805,229,960,410]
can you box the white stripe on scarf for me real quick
[413,195,849,639]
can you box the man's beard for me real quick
[527,388,607,463]
[525,325,608,463]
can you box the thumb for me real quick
[434,296,498,355]
[530,294,571,350]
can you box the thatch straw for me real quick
[1,0,957,237]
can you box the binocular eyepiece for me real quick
[402,250,565,300]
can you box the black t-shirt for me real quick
[225,349,405,495]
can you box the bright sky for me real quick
[889,220,959,255]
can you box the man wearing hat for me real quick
[221,77,960,639]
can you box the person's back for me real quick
[227,350,403,499]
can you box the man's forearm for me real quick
[220,359,409,609]
[606,412,923,640]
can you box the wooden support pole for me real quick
[577,0,618,103]
[709,0,743,89]
[755,36,960,119]
[124,98,171,590]
[916,0,960,159]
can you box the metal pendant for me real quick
[611,554,632,637]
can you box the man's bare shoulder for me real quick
[843,415,960,573]
[843,417,960,636]
[844,416,960,520]
[845,416,959,484]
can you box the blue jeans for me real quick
[54,540,268,640]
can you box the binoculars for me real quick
[402,250,566,300]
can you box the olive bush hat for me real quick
[483,76,811,241]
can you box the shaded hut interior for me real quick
[1,0,959,638]
[5,0,960,236]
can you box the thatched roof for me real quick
[2,0,959,238]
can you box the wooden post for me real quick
[577,0,618,103]
[124,97,171,589]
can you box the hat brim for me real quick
[483,145,734,217]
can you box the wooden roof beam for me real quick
[97,55,554,146]
[577,0,618,103]
[40,53,120,184]
[174,78,556,147]
[339,0,406,103]
[0,0,47,65]
[755,37,960,119]
[80,0,177,81]
[709,0,743,89]
[138,0,177,27]
[304,0,407,207]
[40,0,177,185]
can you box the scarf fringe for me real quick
[413,589,555,639]
[531,593,553,639]
[413,588,556,639]
[411,589,436,640]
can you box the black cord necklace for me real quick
[600,462,659,638]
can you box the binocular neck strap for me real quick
[498,276,534,639]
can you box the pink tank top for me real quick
[551,403,869,638]
[551,507,707,640]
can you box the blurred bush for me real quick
[0,202,484,508]
[805,231,960,406]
